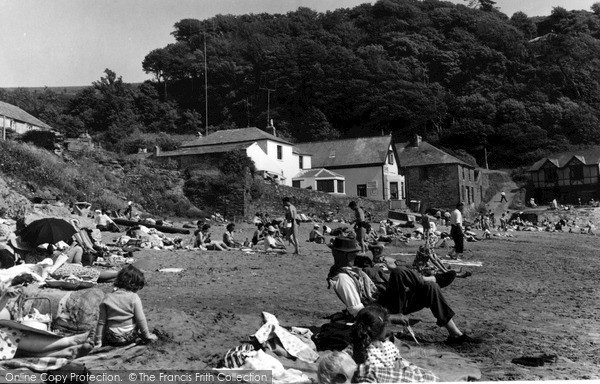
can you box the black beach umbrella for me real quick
[20,218,77,246]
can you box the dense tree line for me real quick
[2,0,600,168]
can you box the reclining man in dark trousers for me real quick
[326,236,480,345]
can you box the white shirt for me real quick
[450,209,463,226]
[329,272,365,317]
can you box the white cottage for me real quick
[156,126,311,186]
[0,100,52,135]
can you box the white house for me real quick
[155,126,311,186]
[0,100,52,135]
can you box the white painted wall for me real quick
[246,140,310,186]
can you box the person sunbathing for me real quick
[264,226,287,253]
[309,224,326,244]
[222,223,243,248]
[251,223,266,248]
[194,224,230,251]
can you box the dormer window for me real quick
[387,151,394,165]
[329,150,336,158]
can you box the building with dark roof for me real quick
[292,168,346,194]
[396,135,487,211]
[0,100,52,135]
[528,148,600,204]
[156,125,312,186]
[296,135,404,202]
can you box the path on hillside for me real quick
[483,173,521,216]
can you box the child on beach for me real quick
[351,304,439,382]
[93,265,157,347]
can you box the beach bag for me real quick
[312,322,353,351]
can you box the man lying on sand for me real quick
[326,236,481,345]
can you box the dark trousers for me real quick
[378,267,455,327]
[450,224,464,254]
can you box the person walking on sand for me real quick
[282,197,300,255]
[500,191,508,203]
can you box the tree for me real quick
[464,0,497,12]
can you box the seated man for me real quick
[264,226,287,253]
[309,223,326,244]
[326,236,479,345]
[94,210,120,232]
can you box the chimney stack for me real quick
[266,119,276,137]
[411,134,422,147]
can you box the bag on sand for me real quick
[312,322,353,351]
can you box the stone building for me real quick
[396,135,487,212]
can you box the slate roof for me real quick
[528,148,600,171]
[180,127,292,148]
[156,142,253,157]
[395,141,471,168]
[0,101,52,130]
[293,168,345,179]
[295,136,393,169]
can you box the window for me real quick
[570,165,584,181]
[544,168,558,183]
[390,182,399,200]
[462,168,466,179]
[357,184,367,197]
[387,151,394,165]
[292,180,301,188]
[317,179,335,192]
[299,155,304,169]
[401,182,405,199]
[277,145,282,160]
[337,180,344,193]
[419,167,429,180]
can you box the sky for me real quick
[0,0,597,88]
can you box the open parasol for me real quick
[20,218,77,246]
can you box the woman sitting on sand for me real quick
[194,224,230,251]
[222,223,242,248]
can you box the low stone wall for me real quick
[245,182,390,222]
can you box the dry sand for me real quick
[90,221,600,381]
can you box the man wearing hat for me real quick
[449,202,465,259]
[309,223,325,244]
[326,236,479,345]
[264,226,287,253]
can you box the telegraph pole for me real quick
[260,87,275,125]
[203,22,209,135]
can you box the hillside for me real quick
[0,140,197,219]
[1,1,600,168]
